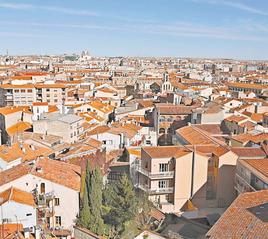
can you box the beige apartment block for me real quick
[136,146,208,213]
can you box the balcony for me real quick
[37,191,55,207]
[136,166,174,179]
[137,183,174,194]
[235,173,256,193]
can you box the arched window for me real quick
[167,117,173,122]
[167,128,173,134]
[159,128,165,134]
[159,116,165,122]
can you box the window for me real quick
[145,162,149,169]
[46,89,50,92]
[158,180,167,188]
[14,89,19,93]
[55,216,61,226]
[159,116,165,122]
[21,89,26,93]
[26,213,32,216]
[146,140,151,145]
[159,128,165,134]
[55,198,60,206]
[159,163,168,172]
[27,89,32,93]
[167,117,173,122]
[40,183,45,194]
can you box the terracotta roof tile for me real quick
[0,158,81,191]
[0,187,36,207]
[206,190,268,239]
[232,147,267,159]
[142,146,191,159]
[240,158,268,179]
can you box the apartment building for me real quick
[33,113,84,144]
[173,125,239,208]
[227,82,268,96]
[0,187,37,229]
[191,103,224,124]
[135,146,208,213]
[0,158,81,231]
[0,83,68,106]
[153,103,194,145]
[87,123,143,151]
[0,106,33,144]
[223,115,256,134]
[0,84,36,106]
[235,158,268,194]
[35,83,67,104]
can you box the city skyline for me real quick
[0,0,268,59]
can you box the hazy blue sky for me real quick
[0,0,268,59]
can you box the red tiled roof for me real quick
[0,158,81,191]
[206,190,268,239]
[142,146,191,159]
[232,147,267,159]
[240,158,268,179]
[0,187,36,207]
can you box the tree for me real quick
[104,174,138,233]
[77,163,91,227]
[77,162,105,236]
[135,192,154,230]
[118,148,129,162]
[88,167,105,235]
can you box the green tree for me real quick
[136,192,153,230]
[104,174,138,234]
[77,163,91,227]
[88,167,105,235]
[118,148,129,162]
[77,163,105,236]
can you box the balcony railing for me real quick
[136,183,174,194]
[235,173,256,193]
[136,166,174,179]
[37,191,55,206]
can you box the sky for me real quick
[0,0,268,59]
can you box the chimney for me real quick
[35,228,41,239]
[36,167,43,173]
[24,228,30,239]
